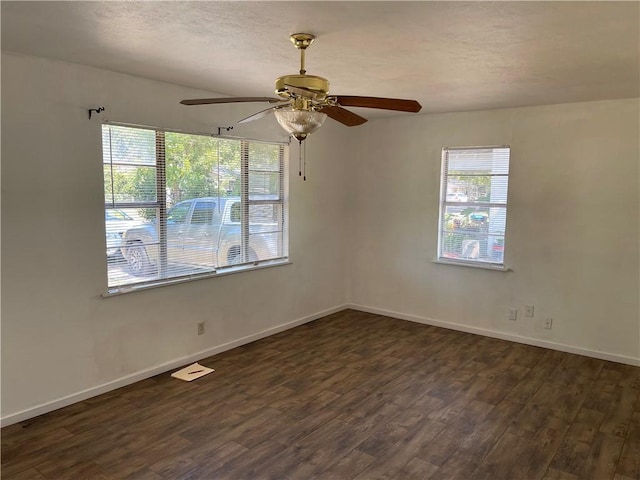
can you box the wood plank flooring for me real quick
[2,309,639,479]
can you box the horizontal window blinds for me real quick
[102,124,288,291]
[438,146,510,266]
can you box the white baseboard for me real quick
[347,303,640,367]
[1,304,348,427]
[4,302,636,427]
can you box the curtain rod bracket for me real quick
[88,107,105,119]
[216,126,234,135]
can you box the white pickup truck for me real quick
[121,196,279,275]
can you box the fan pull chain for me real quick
[297,139,307,181]
[303,141,307,181]
[298,139,303,177]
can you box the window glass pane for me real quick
[229,202,241,223]
[248,203,284,262]
[107,208,158,286]
[249,203,281,225]
[447,147,510,175]
[249,232,282,261]
[440,231,505,264]
[249,172,280,198]
[249,143,281,171]
[249,143,281,200]
[167,202,191,224]
[104,164,157,204]
[446,175,509,204]
[191,201,215,225]
[102,125,156,165]
[440,204,506,263]
[219,139,242,196]
[105,207,143,260]
[165,132,220,204]
[443,205,507,236]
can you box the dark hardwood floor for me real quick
[2,309,639,479]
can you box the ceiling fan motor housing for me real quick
[275,74,330,100]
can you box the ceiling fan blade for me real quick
[334,96,422,113]
[180,97,283,106]
[237,103,290,124]
[321,106,368,127]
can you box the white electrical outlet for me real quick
[509,308,518,321]
[544,318,553,330]
[525,305,535,317]
[197,322,205,335]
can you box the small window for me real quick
[437,146,510,267]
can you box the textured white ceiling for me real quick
[2,1,638,118]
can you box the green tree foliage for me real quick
[166,132,219,203]
[103,126,156,209]
[104,126,283,222]
[103,127,248,219]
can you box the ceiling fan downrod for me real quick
[290,33,315,75]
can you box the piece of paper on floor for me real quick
[171,362,214,381]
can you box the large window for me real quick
[438,146,510,267]
[103,124,288,292]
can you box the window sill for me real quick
[432,258,511,272]
[102,259,292,297]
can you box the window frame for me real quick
[436,145,511,271]
[102,123,289,295]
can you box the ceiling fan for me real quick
[180,33,422,143]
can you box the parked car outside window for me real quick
[105,209,140,258]
[121,197,279,275]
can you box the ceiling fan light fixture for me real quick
[274,108,327,142]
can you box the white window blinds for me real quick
[102,124,288,292]
[438,146,510,266]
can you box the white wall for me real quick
[347,99,640,363]
[1,52,350,422]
